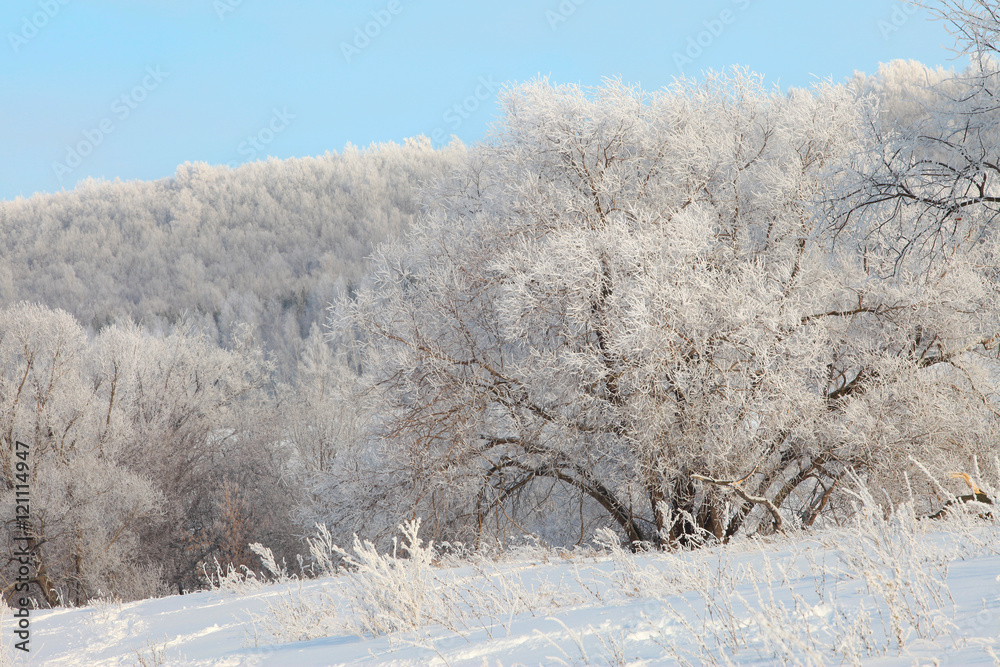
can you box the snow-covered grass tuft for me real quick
[202,542,298,597]
[246,578,341,646]
[131,635,179,667]
[201,558,266,595]
[260,518,572,644]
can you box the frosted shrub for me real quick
[305,523,340,577]
[246,520,445,643]
[203,543,296,595]
[256,519,561,643]
[202,558,265,595]
[332,519,438,636]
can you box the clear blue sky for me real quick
[0,0,964,201]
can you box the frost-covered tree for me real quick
[0,304,288,605]
[841,2,1000,267]
[0,305,164,605]
[338,72,1000,549]
[99,321,287,595]
[923,0,1000,57]
[279,324,379,543]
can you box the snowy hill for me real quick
[15,509,1000,666]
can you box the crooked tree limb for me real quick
[692,471,784,533]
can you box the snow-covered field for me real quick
[9,508,1000,666]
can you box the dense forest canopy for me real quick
[0,137,465,379]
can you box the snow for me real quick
[12,521,1000,666]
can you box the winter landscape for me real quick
[3,1,1000,665]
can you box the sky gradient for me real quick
[0,0,967,201]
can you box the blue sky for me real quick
[1,0,964,201]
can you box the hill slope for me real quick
[0,138,465,377]
[20,514,1000,666]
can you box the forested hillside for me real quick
[0,137,465,378]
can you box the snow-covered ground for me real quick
[9,510,1000,666]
